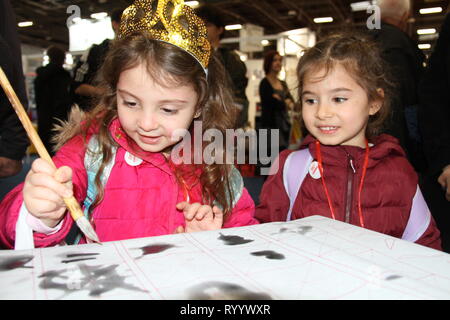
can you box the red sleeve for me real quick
[255,150,293,223]
[0,134,89,248]
[223,188,259,228]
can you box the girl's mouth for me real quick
[318,126,339,134]
[139,134,162,144]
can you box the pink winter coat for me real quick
[0,119,258,248]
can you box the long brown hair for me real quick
[62,32,238,217]
[296,31,395,139]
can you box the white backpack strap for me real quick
[401,185,432,242]
[283,149,313,221]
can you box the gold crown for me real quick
[118,0,211,70]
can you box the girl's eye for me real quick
[333,97,347,103]
[162,108,177,115]
[303,98,317,105]
[123,100,137,108]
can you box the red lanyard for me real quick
[315,140,370,227]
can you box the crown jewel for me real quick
[119,0,211,70]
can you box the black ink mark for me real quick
[38,263,147,298]
[385,275,402,281]
[141,244,174,255]
[135,243,175,260]
[66,253,100,258]
[297,226,312,235]
[218,233,254,245]
[61,258,97,264]
[0,255,34,271]
[276,225,313,235]
[60,252,100,264]
[188,281,272,300]
[251,250,285,260]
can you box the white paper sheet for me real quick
[1,215,449,300]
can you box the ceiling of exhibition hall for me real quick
[11,0,449,54]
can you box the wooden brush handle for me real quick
[0,67,83,221]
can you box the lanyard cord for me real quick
[316,141,336,220]
[315,140,370,227]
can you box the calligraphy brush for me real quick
[0,67,100,244]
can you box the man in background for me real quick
[34,46,72,155]
[370,0,427,173]
[418,13,450,252]
[0,0,29,178]
[196,4,250,129]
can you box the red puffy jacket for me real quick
[256,134,442,250]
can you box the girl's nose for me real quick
[138,112,159,132]
[316,103,333,119]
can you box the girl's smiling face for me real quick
[117,62,199,153]
[301,63,382,148]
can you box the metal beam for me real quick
[248,0,291,31]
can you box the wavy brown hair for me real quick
[62,33,238,218]
[296,31,395,139]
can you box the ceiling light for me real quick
[417,28,436,35]
[225,24,242,31]
[419,7,442,14]
[418,44,431,50]
[314,17,333,23]
[185,1,200,7]
[350,1,375,12]
[18,21,33,27]
[90,12,108,20]
[261,40,270,46]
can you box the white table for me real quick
[1,215,449,300]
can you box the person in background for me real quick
[196,4,249,129]
[0,0,29,178]
[256,32,441,250]
[370,0,427,173]
[418,13,450,253]
[0,0,257,249]
[34,46,72,155]
[259,50,295,152]
[71,8,123,111]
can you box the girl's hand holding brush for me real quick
[23,158,74,228]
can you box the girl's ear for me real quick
[194,109,202,119]
[369,88,384,116]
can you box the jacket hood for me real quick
[300,134,407,168]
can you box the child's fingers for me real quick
[176,201,189,211]
[185,203,201,220]
[174,225,185,234]
[31,186,66,205]
[54,166,72,184]
[213,206,224,224]
[195,205,212,220]
[28,172,72,198]
[30,198,65,214]
[31,158,56,175]
[55,166,73,197]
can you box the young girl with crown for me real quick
[0,0,258,249]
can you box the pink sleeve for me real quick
[223,187,259,228]
[0,134,88,249]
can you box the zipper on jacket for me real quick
[344,154,355,224]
